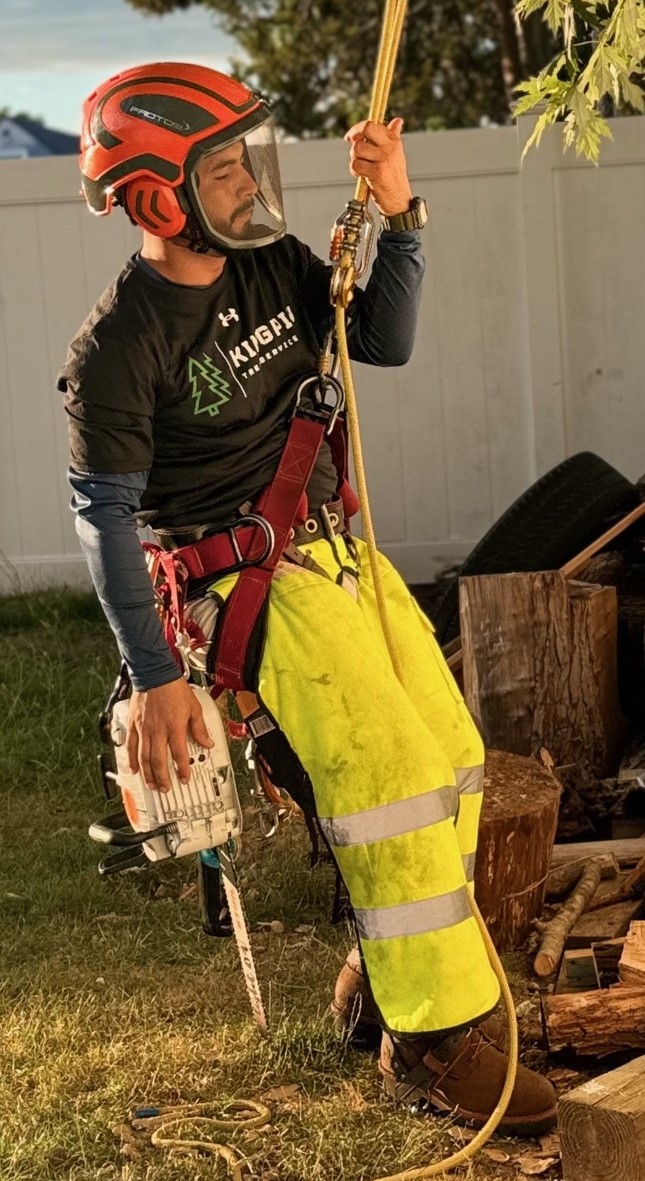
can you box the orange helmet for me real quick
[80,62,286,251]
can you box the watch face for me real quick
[411,198,428,227]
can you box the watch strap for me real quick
[380,197,428,232]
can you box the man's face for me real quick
[193,140,259,242]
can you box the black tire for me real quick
[432,452,640,645]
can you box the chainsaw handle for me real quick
[98,847,147,876]
[88,811,172,847]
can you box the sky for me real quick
[0,0,237,133]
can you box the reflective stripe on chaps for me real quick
[462,851,477,881]
[456,766,484,796]
[354,885,473,941]
[318,784,458,848]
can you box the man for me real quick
[59,62,556,1133]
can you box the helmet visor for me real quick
[188,118,285,250]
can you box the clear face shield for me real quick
[187,117,286,251]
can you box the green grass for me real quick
[0,589,542,1181]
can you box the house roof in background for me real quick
[12,116,78,155]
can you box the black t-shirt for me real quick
[60,230,425,532]
[59,235,340,530]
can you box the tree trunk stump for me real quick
[474,749,561,950]
[460,572,625,778]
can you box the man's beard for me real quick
[174,201,257,256]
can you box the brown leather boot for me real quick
[330,948,382,1048]
[380,1027,557,1136]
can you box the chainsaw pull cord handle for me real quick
[326,2,520,1177]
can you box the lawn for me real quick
[0,589,549,1181]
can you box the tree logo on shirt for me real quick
[188,354,232,417]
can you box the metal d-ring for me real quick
[230,514,275,567]
[292,372,345,434]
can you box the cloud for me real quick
[0,0,239,130]
[0,0,235,72]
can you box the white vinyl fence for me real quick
[1,114,645,592]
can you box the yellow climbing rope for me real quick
[329,1,521,1176]
[131,1099,271,1180]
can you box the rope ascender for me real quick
[325,1,521,1176]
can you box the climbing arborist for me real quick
[59,61,556,1133]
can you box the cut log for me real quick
[559,1053,645,1181]
[545,853,619,901]
[619,922,645,986]
[534,859,604,976]
[460,572,624,778]
[474,750,561,950]
[544,987,645,1056]
[444,503,645,676]
[551,838,645,869]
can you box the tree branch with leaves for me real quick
[515,0,645,159]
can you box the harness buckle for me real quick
[292,373,345,435]
[227,513,275,568]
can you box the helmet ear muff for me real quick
[123,180,187,238]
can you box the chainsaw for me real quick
[89,675,267,1031]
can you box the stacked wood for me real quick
[544,919,645,1054]
[559,1055,645,1181]
[474,750,560,950]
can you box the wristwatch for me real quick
[380,196,428,232]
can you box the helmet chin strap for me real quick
[173,199,225,256]
[186,237,224,257]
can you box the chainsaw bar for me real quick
[218,841,268,1033]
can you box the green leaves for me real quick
[515,0,645,160]
[516,0,568,32]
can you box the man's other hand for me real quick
[344,117,413,217]
[127,678,214,793]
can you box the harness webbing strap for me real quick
[161,523,272,582]
[212,413,328,693]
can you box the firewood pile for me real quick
[454,504,645,1180]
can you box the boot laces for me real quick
[438,1025,496,1082]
